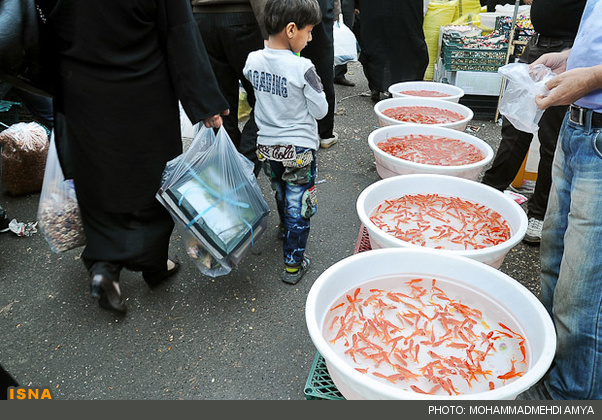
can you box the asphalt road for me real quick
[0,61,541,400]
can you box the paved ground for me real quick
[0,61,541,400]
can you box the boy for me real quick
[243,0,328,284]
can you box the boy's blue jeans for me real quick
[268,148,317,267]
[540,111,602,399]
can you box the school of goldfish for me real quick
[324,277,528,396]
[369,193,511,250]
[377,134,485,166]
[383,106,466,125]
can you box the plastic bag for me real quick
[37,131,86,253]
[0,121,48,195]
[498,63,555,134]
[333,14,358,66]
[157,126,270,278]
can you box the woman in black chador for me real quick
[38,0,229,314]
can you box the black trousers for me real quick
[482,36,573,220]
[193,12,264,175]
[302,0,336,140]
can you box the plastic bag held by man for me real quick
[333,14,358,66]
[498,63,555,134]
[156,126,270,278]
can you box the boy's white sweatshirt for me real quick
[244,47,328,150]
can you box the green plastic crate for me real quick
[304,352,345,400]
[441,36,508,72]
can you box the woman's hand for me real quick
[203,109,230,128]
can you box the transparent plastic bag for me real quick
[37,131,86,253]
[157,126,270,278]
[333,14,358,66]
[0,121,48,195]
[498,63,555,133]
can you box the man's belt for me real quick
[569,104,602,128]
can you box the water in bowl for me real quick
[322,274,529,396]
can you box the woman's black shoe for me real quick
[143,257,180,287]
[90,274,127,314]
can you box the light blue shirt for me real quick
[567,0,602,111]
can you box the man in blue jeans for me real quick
[517,0,602,400]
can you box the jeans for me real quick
[539,111,602,399]
[268,148,317,267]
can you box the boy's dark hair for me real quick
[264,0,322,36]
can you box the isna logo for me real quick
[7,387,53,400]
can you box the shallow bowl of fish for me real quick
[368,124,494,180]
[305,247,556,400]
[388,81,465,103]
[373,97,474,131]
[356,174,528,268]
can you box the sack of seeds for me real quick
[0,122,49,195]
[37,131,86,253]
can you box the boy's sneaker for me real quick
[0,214,10,233]
[320,132,338,149]
[282,256,310,285]
[523,217,544,245]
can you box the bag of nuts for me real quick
[37,132,86,253]
[0,122,49,195]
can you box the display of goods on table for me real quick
[324,277,527,396]
[356,175,528,268]
[495,16,534,58]
[441,31,508,72]
[367,125,493,181]
[305,248,556,400]
[374,98,473,131]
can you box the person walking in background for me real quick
[244,0,327,284]
[37,0,229,314]
[517,0,602,400]
[300,0,338,149]
[481,0,586,245]
[191,0,267,176]
[356,0,429,103]
[333,0,357,87]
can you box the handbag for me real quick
[0,0,57,97]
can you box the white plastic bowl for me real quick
[368,124,494,180]
[356,174,528,268]
[305,247,556,400]
[374,97,474,131]
[388,81,465,103]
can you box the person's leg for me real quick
[539,114,602,400]
[279,149,317,283]
[527,105,567,220]
[302,0,336,141]
[481,117,534,191]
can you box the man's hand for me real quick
[535,65,602,110]
[530,50,571,75]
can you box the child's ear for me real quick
[286,22,296,38]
